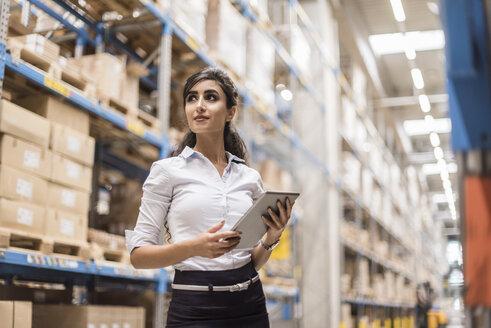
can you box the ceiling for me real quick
[338,0,457,230]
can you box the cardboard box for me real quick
[47,183,89,215]
[0,134,52,179]
[32,305,144,328]
[50,123,95,166]
[0,198,45,234]
[0,301,32,328]
[171,0,207,45]
[45,209,87,242]
[68,54,126,100]
[33,305,98,328]
[50,154,92,192]
[0,165,48,205]
[14,95,90,135]
[8,34,60,62]
[206,0,247,77]
[0,99,50,148]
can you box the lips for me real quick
[194,115,209,121]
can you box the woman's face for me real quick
[185,79,235,135]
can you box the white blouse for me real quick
[125,146,264,271]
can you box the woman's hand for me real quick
[262,198,295,245]
[191,220,241,258]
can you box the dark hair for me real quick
[169,67,248,163]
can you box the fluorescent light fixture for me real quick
[280,89,293,101]
[444,181,453,192]
[427,2,439,15]
[405,44,416,60]
[369,30,444,55]
[411,68,425,89]
[390,0,406,22]
[440,169,449,181]
[403,117,451,136]
[430,132,440,147]
[434,147,444,160]
[419,94,431,113]
[448,162,458,173]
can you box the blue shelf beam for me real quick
[27,0,95,46]
[4,51,164,148]
[0,249,166,287]
[50,0,99,32]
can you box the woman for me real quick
[126,67,294,327]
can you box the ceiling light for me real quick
[440,169,449,181]
[405,44,416,60]
[369,30,444,55]
[422,161,458,175]
[430,132,440,147]
[390,0,406,22]
[419,94,431,113]
[444,181,453,192]
[434,147,444,160]
[403,117,451,135]
[411,68,425,89]
[280,89,293,101]
[427,2,439,15]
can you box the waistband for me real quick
[173,260,257,286]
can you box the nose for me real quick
[196,95,205,111]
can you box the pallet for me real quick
[60,68,97,99]
[89,242,129,264]
[131,109,162,135]
[0,228,90,261]
[100,96,133,115]
[8,43,62,80]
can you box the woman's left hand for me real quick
[262,198,295,245]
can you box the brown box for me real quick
[33,305,98,328]
[14,95,90,135]
[0,99,50,148]
[0,134,52,179]
[45,209,87,242]
[0,301,32,328]
[50,154,92,192]
[47,183,90,215]
[0,165,48,205]
[8,34,60,62]
[0,198,45,234]
[50,123,95,166]
[68,53,126,100]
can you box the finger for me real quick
[267,209,282,230]
[286,199,293,218]
[262,215,278,230]
[277,200,287,224]
[207,220,225,233]
[214,230,242,240]
[217,237,241,249]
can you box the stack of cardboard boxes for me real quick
[0,301,32,328]
[0,96,93,246]
[33,305,144,328]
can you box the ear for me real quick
[226,106,237,122]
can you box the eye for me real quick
[186,94,197,102]
[206,94,217,101]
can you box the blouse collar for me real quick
[180,146,245,164]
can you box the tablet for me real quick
[230,191,300,249]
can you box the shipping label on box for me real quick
[0,134,52,179]
[0,165,48,204]
[15,95,90,135]
[47,182,90,214]
[51,154,92,192]
[0,99,51,148]
[50,123,95,166]
[45,208,87,242]
[0,198,45,233]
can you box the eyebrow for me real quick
[187,89,219,95]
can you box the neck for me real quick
[194,133,227,164]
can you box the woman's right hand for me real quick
[191,220,241,258]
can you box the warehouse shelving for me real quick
[0,0,444,327]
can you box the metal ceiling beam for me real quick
[378,94,449,108]
[406,150,455,165]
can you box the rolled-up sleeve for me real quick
[125,161,172,253]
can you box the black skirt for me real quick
[166,261,269,328]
